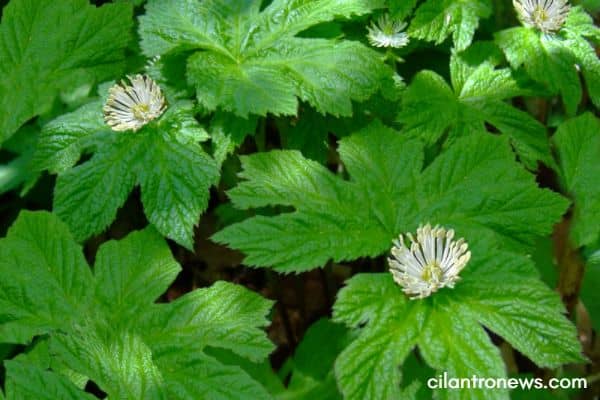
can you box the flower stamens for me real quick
[388,224,471,299]
[103,74,166,132]
[513,0,570,33]
[366,14,409,48]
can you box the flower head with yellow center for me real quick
[103,74,167,132]
[513,0,570,33]
[366,14,409,48]
[388,224,471,299]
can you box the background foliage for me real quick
[0,0,599,399]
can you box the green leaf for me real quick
[93,228,181,323]
[139,0,390,117]
[34,100,109,174]
[389,0,419,19]
[552,113,600,246]
[334,274,425,399]
[255,0,383,39]
[275,91,404,165]
[409,0,492,51]
[580,263,600,331]
[495,28,580,116]
[52,329,168,400]
[213,211,390,272]
[138,131,219,249]
[418,306,507,400]
[4,360,95,400]
[0,211,92,344]
[217,318,349,400]
[0,0,132,143]
[54,134,140,241]
[157,351,273,400]
[338,122,423,217]
[562,7,600,110]
[214,123,568,272]
[276,107,336,164]
[0,151,38,196]
[49,101,219,248]
[496,7,600,114]
[398,52,552,168]
[139,281,274,362]
[0,211,274,399]
[210,112,258,166]
[399,71,459,144]
[206,348,286,397]
[456,253,583,367]
[0,124,42,195]
[417,132,567,251]
[276,372,341,400]
[212,134,394,271]
[332,252,582,399]
[292,319,350,380]
[10,339,88,391]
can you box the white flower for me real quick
[388,224,471,299]
[145,55,162,71]
[367,14,409,48]
[103,74,167,132]
[513,0,570,33]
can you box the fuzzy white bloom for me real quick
[367,14,409,48]
[103,74,167,132]
[145,55,162,71]
[388,224,471,299]
[513,0,570,33]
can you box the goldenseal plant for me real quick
[139,0,392,117]
[214,122,584,399]
[213,121,567,272]
[407,0,493,51]
[513,0,571,33]
[496,2,600,115]
[388,224,471,299]
[103,74,167,132]
[0,1,599,399]
[398,43,553,169]
[33,79,219,249]
[0,211,273,399]
[366,14,409,48]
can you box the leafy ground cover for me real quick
[0,0,599,399]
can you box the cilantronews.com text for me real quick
[428,372,587,390]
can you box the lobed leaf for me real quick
[93,228,181,323]
[52,329,168,400]
[0,212,274,400]
[138,132,219,249]
[0,0,132,143]
[409,0,492,51]
[54,134,140,242]
[215,123,568,272]
[140,281,274,362]
[140,0,390,117]
[4,360,94,400]
[398,52,552,168]
[47,101,219,248]
[157,351,273,400]
[33,100,109,174]
[332,251,583,400]
[496,7,600,114]
[0,211,92,344]
[552,113,600,246]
